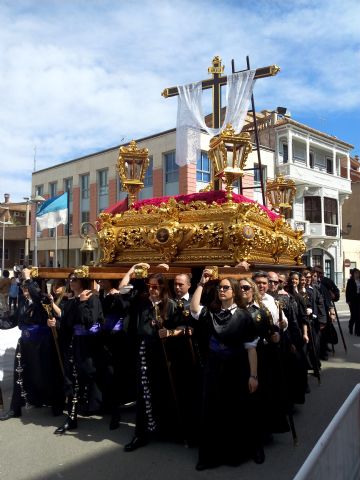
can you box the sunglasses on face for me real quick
[240,285,251,292]
[217,285,232,292]
[69,277,78,282]
[148,284,160,290]
[268,280,279,285]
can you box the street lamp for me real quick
[31,195,45,267]
[0,206,13,273]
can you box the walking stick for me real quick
[307,317,321,384]
[41,302,65,376]
[332,301,347,353]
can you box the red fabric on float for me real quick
[103,190,278,222]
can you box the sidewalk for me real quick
[336,291,349,316]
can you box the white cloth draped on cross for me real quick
[175,70,256,167]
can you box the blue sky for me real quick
[0,0,359,201]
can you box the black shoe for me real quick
[0,409,21,420]
[320,353,329,361]
[253,447,265,464]
[54,417,77,434]
[124,436,148,452]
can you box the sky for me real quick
[0,0,359,201]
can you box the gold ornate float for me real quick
[96,126,305,268]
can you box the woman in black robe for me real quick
[121,264,189,452]
[54,271,104,434]
[190,270,260,471]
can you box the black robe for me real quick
[130,296,184,439]
[59,294,104,415]
[8,282,63,414]
[197,306,258,466]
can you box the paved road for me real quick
[0,304,359,480]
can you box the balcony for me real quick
[0,225,30,241]
[277,162,351,194]
[308,223,339,238]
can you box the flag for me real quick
[36,192,68,231]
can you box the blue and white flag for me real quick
[36,192,68,231]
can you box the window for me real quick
[65,213,73,236]
[326,158,333,174]
[164,151,179,196]
[164,151,178,184]
[0,248,9,260]
[64,178,73,201]
[143,157,153,187]
[49,182,57,197]
[35,185,44,196]
[304,196,321,223]
[98,169,109,212]
[197,151,211,182]
[81,174,90,199]
[282,143,288,163]
[80,174,90,229]
[324,197,338,225]
[254,164,267,186]
[64,177,73,235]
[309,152,314,169]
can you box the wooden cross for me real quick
[162,56,280,129]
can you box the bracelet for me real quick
[197,282,205,287]
[250,375,258,380]
[168,329,175,337]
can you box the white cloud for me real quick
[0,0,359,201]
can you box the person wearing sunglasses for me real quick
[120,264,191,453]
[190,270,261,470]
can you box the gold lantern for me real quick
[208,124,252,202]
[117,140,150,206]
[266,174,296,215]
[80,222,99,266]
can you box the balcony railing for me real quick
[277,163,351,194]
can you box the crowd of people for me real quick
[0,263,345,471]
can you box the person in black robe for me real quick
[121,264,191,452]
[345,268,360,335]
[97,278,136,430]
[190,270,260,471]
[239,277,290,439]
[1,279,63,420]
[54,271,104,434]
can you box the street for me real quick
[0,303,359,480]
